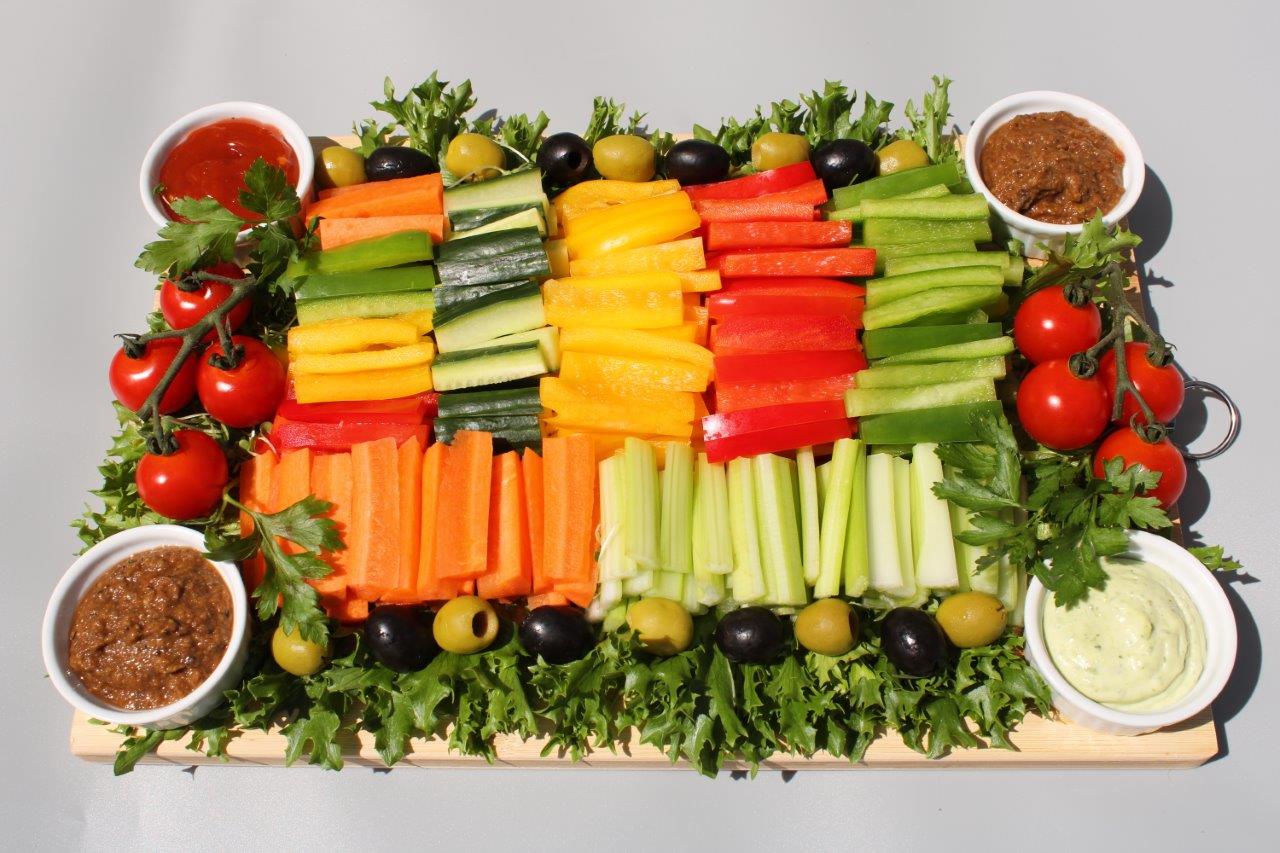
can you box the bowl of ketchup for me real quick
[139,102,314,238]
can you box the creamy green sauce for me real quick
[1042,558,1205,713]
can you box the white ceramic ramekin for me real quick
[1023,530,1236,736]
[42,525,250,730]
[138,101,314,239]
[964,91,1145,258]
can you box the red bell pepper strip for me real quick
[717,248,877,278]
[708,289,865,320]
[703,401,854,462]
[714,349,867,383]
[705,220,852,251]
[272,416,431,452]
[278,390,437,424]
[703,400,848,440]
[713,315,861,355]
[714,374,859,413]
[694,198,819,224]
[684,162,818,201]
[759,179,829,206]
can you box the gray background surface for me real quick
[2,1,1277,849]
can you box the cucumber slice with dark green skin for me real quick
[862,286,1001,330]
[453,326,560,372]
[859,401,1005,445]
[284,231,434,283]
[860,194,990,221]
[447,201,543,233]
[864,323,1003,359]
[883,251,1012,278]
[431,342,548,392]
[434,415,542,451]
[432,279,532,315]
[873,240,977,273]
[877,336,1015,365]
[845,378,997,418]
[862,218,993,246]
[444,168,545,213]
[433,283,545,351]
[830,163,962,209]
[866,266,1005,308]
[854,357,1007,388]
[294,265,437,302]
[448,207,546,239]
[436,387,544,419]
[435,227,549,287]
[294,290,434,325]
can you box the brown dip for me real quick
[67,546,232,710]
[979,111,1125,225]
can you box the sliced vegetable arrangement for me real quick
[67,72,1243,776]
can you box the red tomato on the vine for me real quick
[196,336,286,428]
[159,262,251,335]
[108,339,198,414]
[1013,286,1103,365]
[136,429,229,520]
[1016,359,1111,451]
[1093,427,1187,508]
[1099,342,1184,425]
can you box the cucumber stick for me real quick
[454,326,560,371]
[877,336,1015,365]
[447,207,546,240]
[436,386,542,419]
[845,378,996,418]
[866,266,1004,308]
[863,218,992,246]
[864,323,1002,360]
[444,168,545,214]
[890,456,919,601]
[883,250,1013,279]
[431,342,547,392]
[796,447,822,587]
[727,457,766,603]
[861,193,989,221]
[295,290,433,325]
[910,443,959,589]
[866,453,904,593]
[434,285,546,352]
[623,437,660,571]
[659,442,694,575]
[753,454,807,607]
[862,286,1001,330]
[814,438,858,598]
[843,440,870,597]
[854,357,1007,389]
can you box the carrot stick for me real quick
[333,596,369,624]
[349,438,401,600]
[434,430,494,580]
[307,453,350,604]
[525,592,570,609]
[306,173,444,218]
[381,436,424,602]
[542,434,596,582]
[314,173,442,203]
[237,451,276,592]
[477,452,532,600]
[522,449,548,594]
[319,215,446,249]
[415,442,460,601]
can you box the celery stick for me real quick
[889,456,918,600]
[866,453,903,592]
[586,596,608,623]
[947,487,999,595]
[602,601,629,633]
[816,461,833,506]
[727,457,767,603]
[845,378,996,418]
[597,456,628,582]
[622,572,654,595]
[691,456,727,605]
[815,439,857,598]
[659,442,694,574]
[702,456,734,575]
[910,444,960,589]
[843,440,870,597]
[623,437,660,570]
[649,570,684,602]
[796,447,822,587]
[753,454,808,606]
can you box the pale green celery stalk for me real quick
[727,457,766,602]
[597,456,628,582]
[815,439,858,598]
[622,571,654,596]
[998,557,1026,626]
[691,458,729,607]
[704,457,734,575]
[602,601,629,633]
[650,570,684,602]
[659,442,695,575]
[623,437,660,570]
[842,440,870,597]
[816,460,833,506]
[948,497,999,594]
[754,454,808,607]
[796,447,822,587]
[910,443,959,590]
[866,453,904,592]
[890,455,918,600]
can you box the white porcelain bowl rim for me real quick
[1023,530,1237,730]
[41,524,249,727]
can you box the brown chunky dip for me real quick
[979,111,1125,225]
[66,546,232,710]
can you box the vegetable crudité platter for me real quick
[57,73,1241,775]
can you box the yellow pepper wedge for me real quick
[562,191,692,239]
[542,272,682,329]
[545,239,571,278]
[287,317,421,355]
[395,309,434,335]
[560,351,710,393]
[567,208,702,261]
[559,326,713,370]
[293,364,434,404]
[677,270,721,293]
[569,237,705,277]
[292,342,436,375]
[539,377,695,438]
[554,179,680,222]
[686,305,709,347]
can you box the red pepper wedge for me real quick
[708,289,865,320]
[713,314,861,355]
[272,416,430,452]
[278,390,436,424]
[694,198,819,224]
[705,220,852,251]
[715,373,859,413]
[714,349,867,383]
[703,413,854,463]
[703,399,848,440]
[759,179,829,206]
[684,162,818,201]
[717,248,877,278]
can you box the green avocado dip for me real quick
[1042,558,1205,713]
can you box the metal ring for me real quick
[1180,379,1240,461]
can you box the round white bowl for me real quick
[1023,530,1236,736]
[964,91,1145,258]
[42,525,250,730]
[138,101,314,240]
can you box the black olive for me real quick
[879,607,949,676]
[519,606,595,664]
[664,139,730,185]
[811,139,877,191]
[365,146,439,182]
[364,605,439,672]
[714,607,788,664]
[536,132,592,187]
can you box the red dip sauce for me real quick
[158,117,299,221]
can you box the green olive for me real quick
[626,597,694,656]
[876,139,930,175]
[317,145,366,189]
[750,132,811,172]
[271,625,326,676]
[432,595,500,654]
[445,133,506,180]
[795,598,859,656]
[936,592,1007,648]
[592,134,656,182]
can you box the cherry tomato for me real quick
[136,430,229,520]
[1013,286,1103,365]
[1099,342,1184,425]
[196,336,286,428]
[1016,359,1111,451]
[1093,427,1187,508]
[108,339,198,414]
[159,262,250,335]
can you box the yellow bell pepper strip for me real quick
[568,237,706,277]
[540,377,695,438]
[562,191,692,238]
[560,351,710,394]
[287,317,422,355]
[646,322,701,344]
[394,309,434,335]
[545,239,571,278]
[567,208,702,261]
[559,326,714,370]
[541,272,683,329]
[678,270,722,293]
[686,305,710,347]
[554,179,681,222]
[292,342,436,375]
[293,364,434,403]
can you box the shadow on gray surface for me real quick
[1205,580,1263,763]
